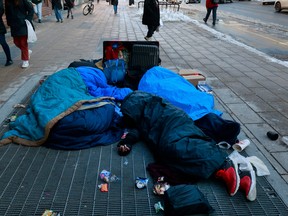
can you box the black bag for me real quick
[103,59,127,85]
[164,184,214,216]
[63,3,68,10]
[211,0,219,4]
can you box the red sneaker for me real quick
[216,158,240,196]
[239,169,257,201]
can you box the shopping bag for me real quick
[103,59,127,84]
[25,19,37,43]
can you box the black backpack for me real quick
[164,184,214,216]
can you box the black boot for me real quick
[5,60,13,66]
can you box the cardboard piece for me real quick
[179,69,206,87]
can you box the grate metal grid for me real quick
[0,77,288,216]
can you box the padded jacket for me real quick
[206,0,218,9]
[121,91,227,179]
[5,0,34,37]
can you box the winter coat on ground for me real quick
[142,0,160,26]
[52,0,63,10]
[5,0,34,37]
[206,0,218,9]
[0,0,7,34]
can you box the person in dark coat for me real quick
[5,0,34,68]
[64,0,74,19]
[203,0,218,26]
[0,0,13,66]
[51,0,63,23]
[111,0,118,14]
[142,0,160,41]
[117,91,253,199]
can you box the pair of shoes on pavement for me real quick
[216,158,256,201]
[144,36,152,41]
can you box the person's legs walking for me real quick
[145,25,157,40]
[0,34,13,66]
[37,3,42,22]
[203,8,212,23]
[13,35,29,68]
[113,5,117,14]
[212,7,217,25]
[67,8,70,18]
[71,8,73,19]
[58,8,63,22]
[54,8,60,22]
[145,25,156,40]
[55,8,63,22]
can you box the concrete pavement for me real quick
[0,0,287,210]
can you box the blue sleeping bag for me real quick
[138,66,222,120]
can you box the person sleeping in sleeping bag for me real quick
[117,90,256,201]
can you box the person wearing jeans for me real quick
[52,0,63,22]
[111,0,118,14]
[203,0,218,26]
[32,0,43,23]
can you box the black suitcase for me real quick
[130,44,159,72]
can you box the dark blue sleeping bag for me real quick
[45,103,123,150]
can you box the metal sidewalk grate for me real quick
[0,77,288,216]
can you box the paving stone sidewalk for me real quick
[0,1,287,214]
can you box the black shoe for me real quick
[56,20,60,22]
[38,19,41,23]
[212,21,216,26]
[5,60,13,66]
[71,15,74,19]
[203,18,207,24]
[61,20,63,23]
[67,14,69,18]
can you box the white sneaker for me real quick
[144,36,152,41]
[22,61,29,68]
[28,50,32,59]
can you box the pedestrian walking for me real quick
[64,0,74,19]
[51,0,63,23]
[203,0,218,26]
[0,0,13,66]
[142,0,160,41]
[32,0,43,23]
[5,0,34,68]
[111,0,118,14]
